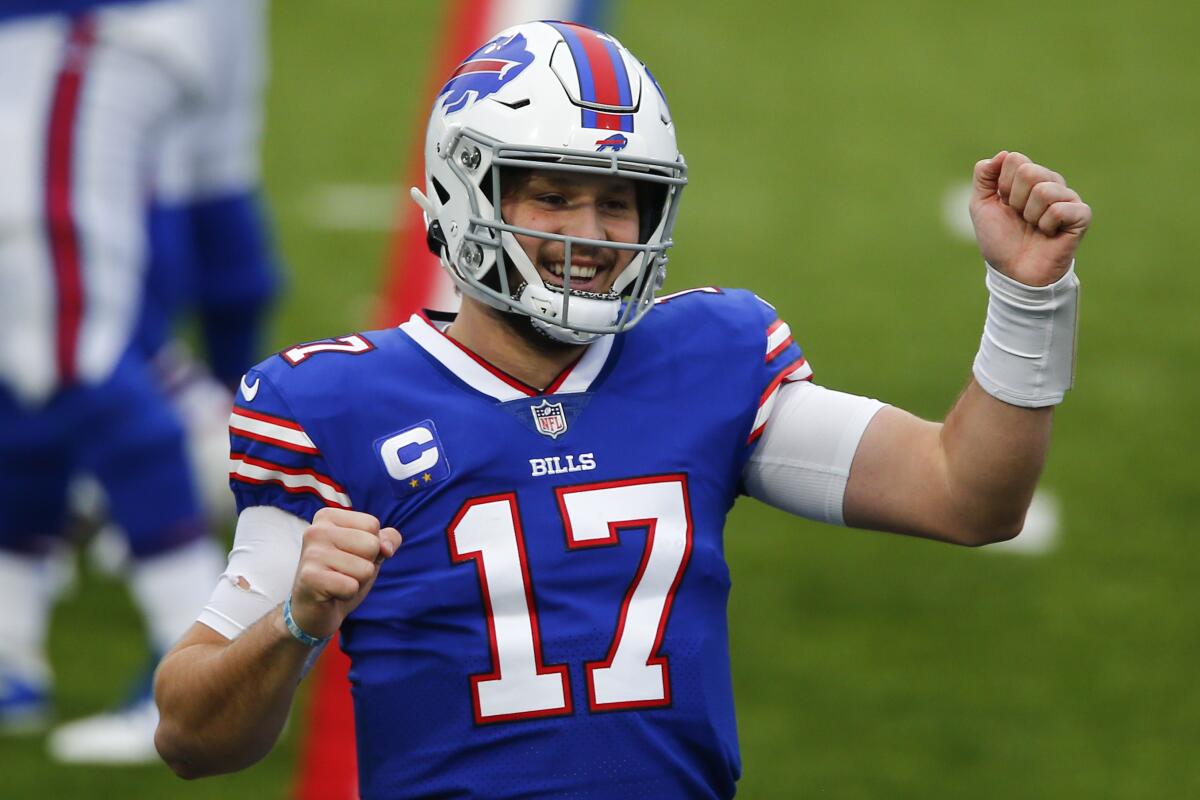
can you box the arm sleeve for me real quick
[197,505,306,638]
[744,294,815,446]
[743,381,886,525]
[228,368,352,521]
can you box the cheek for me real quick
[612,219,641,265]
[511,232,542,265]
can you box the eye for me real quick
[601,197,634,214]
[535,193,567,206]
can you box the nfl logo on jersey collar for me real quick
[530,399,567,438]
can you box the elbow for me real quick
[153,668,219,780]
[155,721,206,780]
[952,509,1026,547]
[961,523,1022,547]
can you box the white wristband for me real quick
[972,261,1080,408]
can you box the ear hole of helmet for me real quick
[636,182,667,245]
[431,176,451,205]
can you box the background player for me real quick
[44,0,281,763]
[0,0,276,766]
[153,21,1088,797]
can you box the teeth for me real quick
[546,263,598,279]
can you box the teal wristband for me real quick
[283,598,329,648]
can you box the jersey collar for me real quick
[400,312,614,402]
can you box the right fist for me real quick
[288,508,402,639]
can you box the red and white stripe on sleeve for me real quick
[228,405,351,509]
[748,316,813,444]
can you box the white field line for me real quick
[941,180,976,242]
[989,488,1062,555]
[304,183,404,231]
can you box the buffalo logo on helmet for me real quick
[439,32,534,114]
[594,133,629,152]
[530,399,568,439]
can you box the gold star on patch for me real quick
[409,478,419,488]
[422,473,432,482]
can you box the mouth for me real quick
[538,260,612,294]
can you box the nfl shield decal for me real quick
[531,399,568,439]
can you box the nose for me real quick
[559,202,607,244]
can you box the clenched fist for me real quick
[288,508,402,640]
[970,150,1092,287]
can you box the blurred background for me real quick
[4,0,1198,797]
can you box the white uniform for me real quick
[0,1,212,407]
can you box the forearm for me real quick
[936,379,1052,538]
[153,610,313,779]
[842,392,1049,545]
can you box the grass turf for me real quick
[10,1,1197,797]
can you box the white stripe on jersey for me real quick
[229,454,350,509]
[401,315,529,402]
[749,360,814,441]
[400,314,614,402]
[766,321,792,358]
[548,334,613,394]
[229,409,318,452]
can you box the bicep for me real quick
[841,405,958,542]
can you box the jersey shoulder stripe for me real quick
[229,451,351,509]
[748,356,813,444]
[227,364,349,520]
[229,407,319,454]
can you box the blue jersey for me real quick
[229,288,812,799]
[0,0,159,23]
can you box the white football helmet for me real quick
[411,20,687,344]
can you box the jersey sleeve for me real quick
[227,367,351,522]
[744,294,814,445]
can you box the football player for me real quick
[0,0,271,763]
[154,21,1089,798]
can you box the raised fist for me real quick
[288,508,402,640]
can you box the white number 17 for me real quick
[447,475,693,724]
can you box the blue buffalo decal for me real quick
[439,32,535,114]
[594,133,629,152]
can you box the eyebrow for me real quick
[527,172,633,194]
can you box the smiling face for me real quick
[499,169,641,295]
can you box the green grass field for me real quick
[8,1,1199,797]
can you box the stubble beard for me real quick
[488,301,583,355]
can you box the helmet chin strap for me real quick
[514,282,620,345]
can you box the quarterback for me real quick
[154,20,1089,799]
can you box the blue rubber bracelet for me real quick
[283,598,329,648]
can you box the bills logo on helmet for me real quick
[531,399,568,439]
[439,32,534,114]
[595,133,628,152]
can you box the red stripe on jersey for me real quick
[542,351,587,394]
[747,424,767,445]
[229,427,320,456]
[44,17,96,384]
[766,318,784,336]
[230,452,348,494]
[420,314,537,396]
[229,473,350,508]
[232,406,305,432]
[420,312,582,397]
[747,358,813,444]
[765,335,794,363]
[757,357,810,409]
[229,452,349,506]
